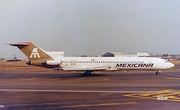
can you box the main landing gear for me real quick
[156,70,161,75]
[84,71,92,75]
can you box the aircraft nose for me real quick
[167,62,174,68]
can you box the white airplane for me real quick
[9,42,174,75]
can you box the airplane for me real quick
[9,42,174,75]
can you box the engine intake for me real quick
[45,60,61,66]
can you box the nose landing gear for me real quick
[156,70,161,75]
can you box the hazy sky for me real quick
[1,0,180,58]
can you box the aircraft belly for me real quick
[61,65,109,71]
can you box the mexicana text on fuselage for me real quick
[116,63,154,68]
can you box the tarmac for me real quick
[0,62,180,110]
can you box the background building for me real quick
[102,52,150,57]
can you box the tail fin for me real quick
[9,42,53,61]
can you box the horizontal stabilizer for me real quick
[9,42,30,47]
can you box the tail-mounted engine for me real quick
[26,60,62,67]
[44,60,62,66]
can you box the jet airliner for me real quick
[9,42,174,75]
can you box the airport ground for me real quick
[0,61,180,110]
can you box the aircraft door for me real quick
[65,60,69,66]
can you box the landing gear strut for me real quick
[156,70,161,75]
[84,71,92,75]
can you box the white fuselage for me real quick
[51,57,174,71]
[9,42,175,74]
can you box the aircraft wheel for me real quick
[156,70,161,75]
[84,71,92,75]
[156,72,160,75]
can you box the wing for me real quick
[62,65,111,71]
